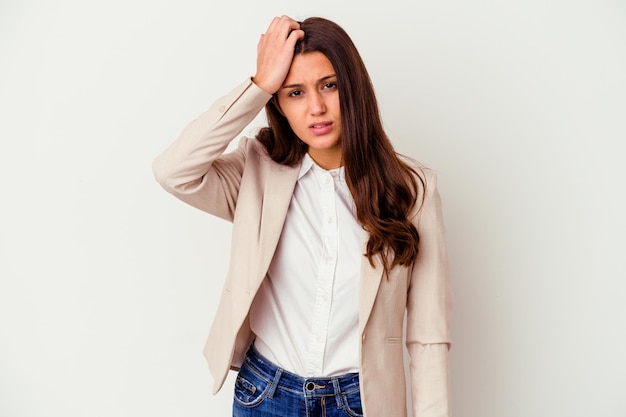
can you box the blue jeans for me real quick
[232,345,363,417]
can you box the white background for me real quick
[1,1,625,416]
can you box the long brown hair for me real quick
[256,17,424,273]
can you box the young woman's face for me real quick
[276,51,342,170]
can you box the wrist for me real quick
[251,75,276,95]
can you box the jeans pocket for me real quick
[233,362,271,408]
[342,389,364,417]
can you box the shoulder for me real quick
[399,155,437,191]
[238,135,268,156]
[236,135,282,169]
[399,156,440,219]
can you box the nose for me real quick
[307,91,326,115]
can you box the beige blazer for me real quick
[153,79,452,417]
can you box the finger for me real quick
[265,16,282,33]
[286,29,305,45]
[265,15,290,36]
[285,16,300,31]
[268,15,299,38]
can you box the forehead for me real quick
[284,51,336,84]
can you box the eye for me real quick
[323,82,337,90]
[287,90,303,97]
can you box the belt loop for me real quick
[332,377,344,409]
[267,368,283,399]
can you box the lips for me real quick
[309,121,333,135]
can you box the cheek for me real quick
[280,106,304,128]
[276,99,293,118]
[331,95,341,115]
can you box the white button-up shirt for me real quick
[249,153,366,377]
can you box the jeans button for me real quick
[306,381,316,391]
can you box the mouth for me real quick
[309,121,333,135]
[309,121,332,128]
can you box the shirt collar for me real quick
[298,153,346,183]
[298,153,315,180]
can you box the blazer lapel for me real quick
[257,161,300,279]
[358,246,385,336]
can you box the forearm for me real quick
[152,78,270,191]
[152,78,271,218]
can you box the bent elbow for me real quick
[152,156,186,193]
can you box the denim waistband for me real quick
[242,344,361,398]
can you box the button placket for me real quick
[306,169,339,376]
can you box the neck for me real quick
[307,149,343,170]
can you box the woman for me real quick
[153,15,451,417]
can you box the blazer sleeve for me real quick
[152,79,272,221]
[405,170,452,417]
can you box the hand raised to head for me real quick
[253,16,305,95]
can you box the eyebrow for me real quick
[281,74,337,90]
